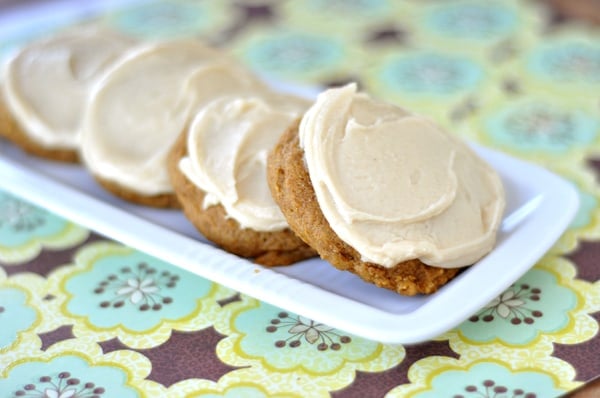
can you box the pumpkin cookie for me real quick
[267,84,505,295]
[167,94,316,266]
[0,94,79,162]
[0,25,135,162]
[80,39,267,208]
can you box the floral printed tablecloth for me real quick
[0,1,599,397]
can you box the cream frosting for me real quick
[179,93,310,231]
[299,84,505,268]
[80,40,267,195]
[2,25,135,149]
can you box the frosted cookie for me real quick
[168,93,317,265]
[268,84,505,294]
[80,39,267,207]
[0,25,135,162]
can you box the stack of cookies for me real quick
[0,25,505,295]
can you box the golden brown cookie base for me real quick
[94,176,180,209]
[267,120,462,295]
[167,130,317,266]
[0,95,79,163]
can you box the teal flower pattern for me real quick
[414,361,565,398]
[0,194,50,235]
[0,191,87,263]
[484,100,598,154]
[528,41,600,85]
[379,52,483,96]
[242,32,346,81]
[0,287,37,351]
[232,301,379,373]
[424,2,517,40]
[263,312,352,351]
[305,0,391,16]
[0,355,139,397]
[64,248,213,332]
[457,269,577,345]
[109,1,216,39]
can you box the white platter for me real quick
[0,138,578,344]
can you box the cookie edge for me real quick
[267,119,462,295]
[166,128,317,266]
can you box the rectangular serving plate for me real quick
[0,139,578,344]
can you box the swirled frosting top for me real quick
[299,84,505,268]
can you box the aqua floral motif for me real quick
[305,0,390,16]
[484,100,598,154]
[457,268,577,345]
[414,361,564,398]
[0,355,139,398]
[233,301,379,373]
[0,193,48,238]
[0,287,37,350]
[528,41,600,85]
[91,262,179,312]
[242,32,345,80]
[264,312,352,351]
[109,1,215,39]
[64,248,213,332]
[0,190,88,259]
[424,1,517,40]
[379,52,483,96]
[471,286,543,325]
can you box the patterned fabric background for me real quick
[0,1,598,397]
